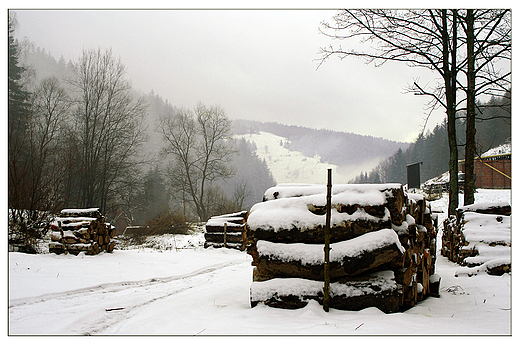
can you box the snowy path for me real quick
[9,252,249,335]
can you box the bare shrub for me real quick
[145,212,190,236]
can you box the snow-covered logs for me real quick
[248,183,439,313]
[48,208,116,255]
[441,202,511,276]
[204,211,249,250]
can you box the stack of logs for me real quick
[247,184,440,313]
[204,211,249,250]
[49,208,116,255]
[442,202,511,275]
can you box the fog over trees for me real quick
[158,103,237,222]
[8,16,276,253]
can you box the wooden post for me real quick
[58,221,64,240]
[224,222,227,248]
[323,168,332,312]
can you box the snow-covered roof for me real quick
[423,171,449,187]
[482,142,511,157]
[423,142,511,188]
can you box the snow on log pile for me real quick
[441,202,511,276]
[204,211,249,250]
[48,208,116,255]
[247,183,439,313]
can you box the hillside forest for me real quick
[350,91,511,185]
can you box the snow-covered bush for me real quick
[8,209,53,254]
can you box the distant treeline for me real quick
[351,91,511,185]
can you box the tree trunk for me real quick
[464,9,476,206]
[323,169,332,312]
[443,10,459,216]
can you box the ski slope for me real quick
[236,131,343,184]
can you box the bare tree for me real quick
[458,10,511,205]
[319,9,510,214]
[8,76,71,252]
[319,9,460,215]
[68,48,147,215]
[28,77,71,211]
[232,178,253,211]
[160,103,236,221]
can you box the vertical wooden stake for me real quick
[323,168,332,312]
[58,221,64,241]
[224,222,227,248]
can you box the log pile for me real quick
[248,184,439,313]
[49,208,116,255]
[204,211,249,250]
[441,203,511,275]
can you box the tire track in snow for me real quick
[77,285,196,335]
[9,259,244,309]
[10,259,248,335]
[74,259,251,335]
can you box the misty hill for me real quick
[232,119,410,183]
[17,41,409,186]
[235,131,339,184]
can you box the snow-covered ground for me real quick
[8,189,512,336]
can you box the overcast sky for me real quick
[12,8,454,143]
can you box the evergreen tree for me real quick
[475,92,511,152]
[8,15,40,253]
[8,18,31,126]
[350,90,509,189]
[8,15,32,209]
[134,166,171,225]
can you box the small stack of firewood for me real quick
[247,184,440,313]
[399,193,440,305]
[49,208,116,255]
[204,211,249,250]
[441,209,464,264]
[441,202,511,275]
